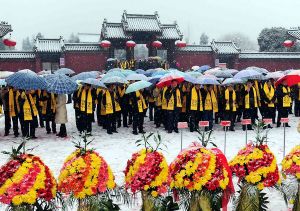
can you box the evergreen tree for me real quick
[219,32,257,50]
[200,33,209,45]
[68,33,80,43]
[22,36,33,50]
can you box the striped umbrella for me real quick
[6,70,47,90]
[45,74,78,94]
[55,68,75,75]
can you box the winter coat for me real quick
[55,94,68,124]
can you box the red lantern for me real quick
[126,40,136,48]
[3,38,16,47]
[100,40,111,48]
[175,40,187,48]
[152,40,162,48]
[283,40,294,48]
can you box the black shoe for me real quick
[31,136,38,139]
[60,134,67,138]
[168,130,172,133]
[268,125,273,129]
[113,130,118,133]
[47,131,51,134]
[107,131,113,135]
[286,124,291,127]
[53,131,57,134]
[139,130,146,134]
[56,133,62,137]
[155,125,160,128]
[132,131,138,135]
[4,132,9,136]
[174,129,179,133]
[277,123,281,128]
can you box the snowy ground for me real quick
[0,104,299,211]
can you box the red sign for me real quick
[178,122,188,129]
[241,119,252,125]
[263,118,272,124]
[280,118,289,123]
[199,121,209,127]
[220,121,231,127]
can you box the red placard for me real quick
[178,122,188,129]
[263,118,272,124]
[280,118,289,123]
[220,121,231,127]
[241,119,252,125]
[199,121,209,127]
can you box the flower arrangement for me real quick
[0,141,57,210]
[281,145,300,211]
[124,133,176,211]
[57,133,118,211]
[230,121,281,211]
[169,130,234,211]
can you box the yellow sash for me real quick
[9,89,20,117]
[245,86,258,109]
[282,86,291,107]
[166,89,182,111]
[80,88,93,114]
[162,87,168,110]
[204,90,218,112]
[41,91,48,115]
[225,89,236,112]
[190,87,203,111]
[136,91,147,113]
[23,93,38,121]
[263,83,274,108]
[254,81,261,107]
[105,91,114,115]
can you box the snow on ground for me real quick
[0,104,299,211]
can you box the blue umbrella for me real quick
[45,74,78,94]
[184,75,201,84]
[0,79,7,86]
[152,70,168,77]
[125,81,152,94]
[126,74,148,81]
[107,68,123,73]
[102,76,128,84]
[166,68,186,77]
[81,78,107,88]
[6,71,47,90]
[222,78,245,85]
[55,68,75,75]
[186,72,203,78]
[214,70,233,78]
[246,66,269,75]
[121,69,135,77]
[102,71,126,80]
[72,72,99,81]
[135,69,146,74]
[148,75,162,84]
[233,69,262,80]
[198,76,220,85]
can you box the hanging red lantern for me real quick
[100,40,111,48]
[3,38,16,47]
[175,40,187,48]
[126,40,136,48]
[283,40,294,48]
[152,40,162,48]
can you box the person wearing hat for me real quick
[223,84,236,131]
[276,81,291,127]
[261,79,276,128]
[164,80,182,133]
[241,80,258,130]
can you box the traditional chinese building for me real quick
[0,14,300,73]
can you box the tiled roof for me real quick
[64,43,102,51]
[0,51,35,59]
[239,52,300,59]
[177,45,212,52]
[211,40,240,54]
[34,37,64,53]
[288,28,300,40]
[101,22,132,39]
[0,22,12,38]
[122,11,161,32]
[158,24,182,40]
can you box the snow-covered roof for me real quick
[177,45,212,52]
[0,22,12,38]
[0,51,35,59]
[64,43,102,51]
[288,28,300,40]
[101,11,182,40]
[34,37,65,53]
[239,52,300,59]
[211,40,240,54]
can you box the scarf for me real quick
[282,86,291,107]
[9,89,20,117]
[204,90,218,112]
[225,89,236,111]
[263,83,275,107]
[23,93,38,121]
[190,87,203,111]
[244,86,257,109]
[80,88,93,114]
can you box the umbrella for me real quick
[121,69,135,77]
[156,74,184,88]
[152,70,168,77]
[275,70,300,87]
[204,67,221,75]
[107,68,123,73]
[0,79,7,86]
[102,71,126,80]
[17,69,36,75]
[214,70,233,78]
[283,69,294,75]
[135,69,146,74]
[125,81,152,94]
[191,66,200,71]
[107,58,116,62]
[184,75,201,84]
[81,78,107,88]
[148,75,163,84]
[186,72,203,78]
[198,75,220,85]
[6,71,47,90]
[38,70,52,75]
[0,71,14,79]
[246,66,269,75]
[265,71,284,80]
[45,74,78,94]
[126,74,148,81]
[55,68,75,75]
[233,69,262,80]
[194,65,211,72]
[222,78,245,85]
[166,68,186,77]
[227,69,239,75]
[102,76,128,84]
[72,72,99,81]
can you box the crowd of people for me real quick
[1,76,299,138]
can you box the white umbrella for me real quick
[222,78,245,85]
[126,74,148,81]
[0,71,14,79]
[265,71,285,79]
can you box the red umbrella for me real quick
[156,74,184,88]
[275,70,300,87]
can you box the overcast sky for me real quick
[1,0,300,49]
